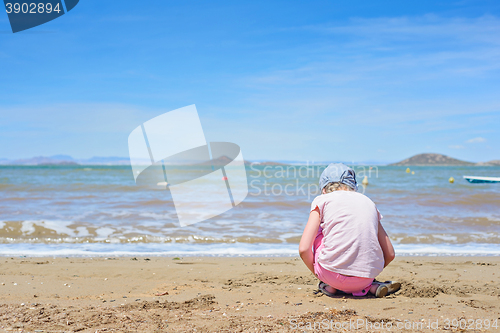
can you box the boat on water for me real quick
[463,176,500,183]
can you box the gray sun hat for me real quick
[319,163,358,192]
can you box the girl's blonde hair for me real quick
[323,182,355,193]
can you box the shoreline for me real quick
[1,253,500,258]
[1,242,500,258]
[1,256,499,332]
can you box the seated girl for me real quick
[299,163,400,297]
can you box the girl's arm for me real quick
[299,207,321,275]
[378,221,396,268]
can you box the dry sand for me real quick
[1,256,499,332]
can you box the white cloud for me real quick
[241,15,500,126]
[0,103,160,134]
[466,137,487,143]
[304,15,500,48]
[449,145,465,149]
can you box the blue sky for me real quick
[1,0,499,163]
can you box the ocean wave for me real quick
[392,233,500,245]
[1,220,500,246]
[0,220,295,244]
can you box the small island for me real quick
[390,153,475,166]
[390,153,500,166]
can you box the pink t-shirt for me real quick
[310,191,384,279]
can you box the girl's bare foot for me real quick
[325,285,336,294]
[370,281,400,298]
[370,283,388,298]
[318,281,337,297]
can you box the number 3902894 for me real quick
[5,3,62,14]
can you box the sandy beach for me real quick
[0,256,499,332]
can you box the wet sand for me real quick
[1,256,499,332]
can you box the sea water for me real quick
[0,164,499,256]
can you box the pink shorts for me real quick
[313,231,373,296]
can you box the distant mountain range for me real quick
[0,155,131,166]
[0,153,498,166]
[0,155,284,166]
